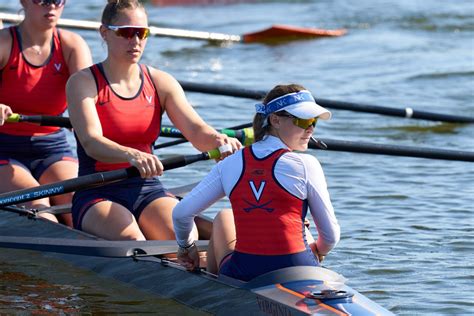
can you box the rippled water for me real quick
[0,0,473,314]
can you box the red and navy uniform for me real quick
[0,26,69,136]
[219,146,318,281]
[72,63,172,229]
[76,63,162,175]
[0,26,75,179]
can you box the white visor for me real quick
[255,90,331,120]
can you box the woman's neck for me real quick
[18,21,53,53]
[101,59,140,84]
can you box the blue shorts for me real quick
[0,130,76,180]
[71,177,177,230]
[219,249,319,282]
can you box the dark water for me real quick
[0,0,473,314]
[0,249,207,315]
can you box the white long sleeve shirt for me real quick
[173,135,340,255]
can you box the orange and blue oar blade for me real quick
[242,24,347,43]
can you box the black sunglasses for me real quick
[32,0,66,7]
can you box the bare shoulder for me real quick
[147,66,182,93]
[58,28,92,71]
[57,28,88,49]
[67,67,95,93]
[0,27,13,68]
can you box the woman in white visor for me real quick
[173,84,340,281]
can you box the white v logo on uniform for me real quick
[54,63,62,71]
[146,95,153,104]
[249,181,266,202]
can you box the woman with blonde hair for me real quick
[67,0,241,240]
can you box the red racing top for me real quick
[229,147,308,255]
[0,26,70,136]
[77,63,162,175]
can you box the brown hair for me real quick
[101,0,146,25]
[253,84,306,142]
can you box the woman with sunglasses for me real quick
[173,84,340,280]
[0,0,92,225]
[66,0,241,241]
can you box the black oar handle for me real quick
[162,152,210,170]
[313,139,474,162]
[179,81,474,123]
[19,115,73,128]
[38,115,72,128]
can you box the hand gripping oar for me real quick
[0,237,208,258]
[179,81,474,124]
[0,149,220,207]
[0,12,345,44]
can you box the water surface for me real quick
[0,0,473,314]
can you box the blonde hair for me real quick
[101,0,146,25]
[252,84,306,142]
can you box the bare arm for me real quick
[59,29,93,75]
[66,70,162,178]
[149,67,242,156]
[0,27,13,124]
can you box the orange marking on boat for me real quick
[276,283,305,298]
[276,283,349,316]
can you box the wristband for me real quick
[218,144,232,154]
[179,241,196,250]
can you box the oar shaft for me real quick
[179,81,474,123]
[0,168,136,207]
[155,122,253,149]
[6,114,72,128]
[160,125,254,146]
[316,99,473,123]
[0,150,219,207]
[313,139,474,162]
[0,12,241,43]
[159,125,474,161]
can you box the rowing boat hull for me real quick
[0,211,394,315]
